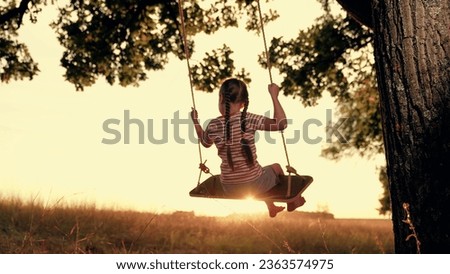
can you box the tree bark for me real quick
[371,0,450,253]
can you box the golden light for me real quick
[245,195,255,201]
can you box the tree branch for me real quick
[0,0,33,27]
[336,0,373,29]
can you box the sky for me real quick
[0,0,387,219]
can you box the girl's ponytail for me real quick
[224,89,234,170]
[240,99,254,167]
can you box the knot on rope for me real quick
[199,160,210,174]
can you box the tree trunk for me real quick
[371,0,450,253]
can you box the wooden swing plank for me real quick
[189,175,313,203]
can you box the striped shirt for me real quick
[205,112,266,185]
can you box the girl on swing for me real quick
[191,78,305,218]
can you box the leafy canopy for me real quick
[53,0,276,90]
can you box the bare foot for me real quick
[268,205,285,218]
[287,196,306,212]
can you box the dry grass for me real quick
[0,196,393,254]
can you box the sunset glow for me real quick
[0,0,386,219]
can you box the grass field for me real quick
[0,196,393,254]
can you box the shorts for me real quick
[221,165,280,196]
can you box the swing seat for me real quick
[189,174,313,203]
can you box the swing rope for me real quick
[256,0,273,85]
[256,0,297,196]
[179,0,296,195]
[178,0,210,185]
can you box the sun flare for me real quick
[245,195,255,201]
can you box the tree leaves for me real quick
[0,0,46,83]
[0,35,39,82]
[258,6,382,160]
[191,44,251,92]
[46,0,275,91]
[1,0,279,90]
